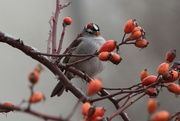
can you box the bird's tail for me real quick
[50,81,65,97]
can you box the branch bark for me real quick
[0,31,88,103]
[0,103,65,121]
[0,31,130,121]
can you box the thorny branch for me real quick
[48,0,71,55]
[0,29,179,120]
[0,103,65,121]
[0,31,88,120]
[1,0,178,121]
[0,31,130,121]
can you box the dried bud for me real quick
[165,49,176,63]
[28,70,40,84]
[34,64,43,73]
[140,69,149,81]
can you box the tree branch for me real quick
[0,31,88,103]
[0,31,130,121]
[0,103,65,121]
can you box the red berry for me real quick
[167,83,180,93]
[162,70,179,83]
[145,87,158,97]
[98,40,117,53]
[165,49,176,63]
[140,69,149,81]
[147,98,158,114]
[29,92,44,103]
[86,107,106,121]
[109,52,122,65]
[150,110,170,121]
[93,107,106,117]
[157,62,169,75]
[63,16,72,25]
[28,70,40,84]
[98,52,110,61]
[81,102,91,115]
[124,19,137,33]
[87,79,102,96]
[135,38,149,48]
[129,27,143,40]
[142,75,157,86]
[1,101,14,113]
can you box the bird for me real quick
[51,23,106,97]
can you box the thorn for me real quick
[20,40,24,46]
[16,38,20,42]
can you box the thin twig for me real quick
[91,79,161,103]
[171,111,180,120]
[89,88,144,103]
[51,0,60,54]
[47,1,71,55]
[120,91,143,108]
[0,103,66,121]
[57,27,87,61]
[47,14,54,54]
[32,51,96,58]
[107,93,146,121]
[27,85,35,110]
[65,55,95,67]
[118,40,135,46]
[0,31,130,121]
[0,31,89,103]
[57,23,67,54]
[66,100,81,120]
[102,83,142,91]
[122,33,126,43]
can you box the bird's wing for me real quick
[62,38,83,64]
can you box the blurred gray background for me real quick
[0,0,180,121]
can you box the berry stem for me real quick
[51,0,60,54]
[107,93,146,120]
[57,23,67,54]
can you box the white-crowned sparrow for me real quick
[51,23,106,97]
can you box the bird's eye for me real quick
[87,31,93,35]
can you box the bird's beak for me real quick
[95,31,101,36]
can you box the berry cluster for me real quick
[28,64,45,104]
[140,49,179,121]
[124,19,148,48]
[81,102,106,121]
